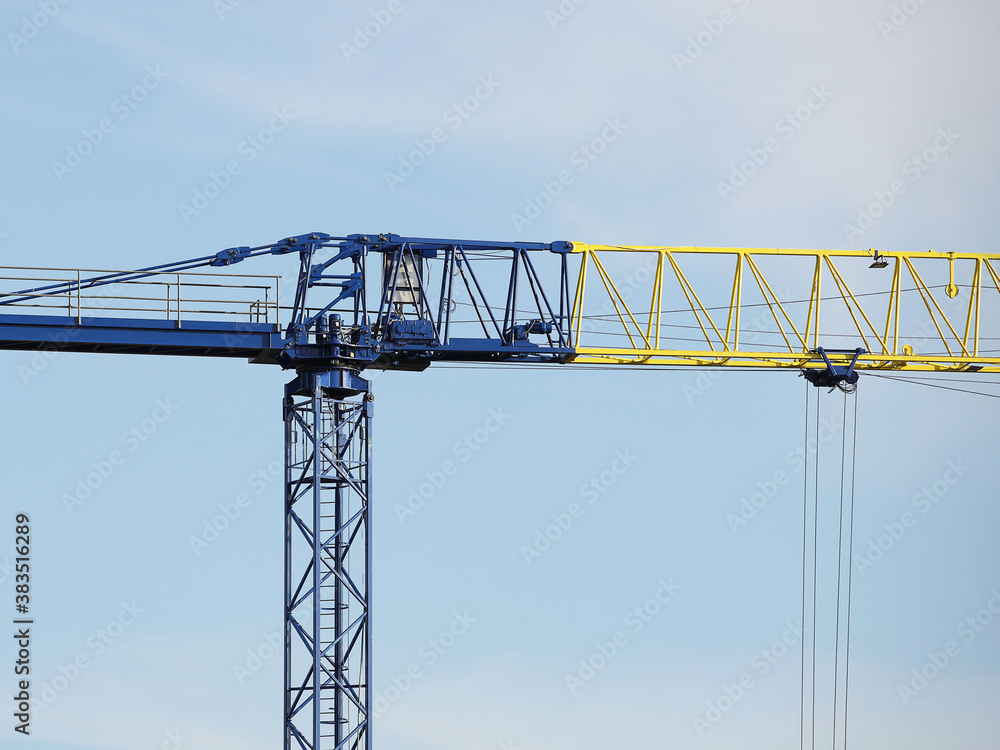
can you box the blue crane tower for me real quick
[2,232,997,749]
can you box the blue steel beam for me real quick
[0,313,283,359]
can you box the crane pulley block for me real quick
[802,348,866,392]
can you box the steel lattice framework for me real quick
[2,232,1000,747]
[284,370,373,750]
[567,244,1000,370]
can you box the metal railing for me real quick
[0,266,280,326]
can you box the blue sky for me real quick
[1,1,999,749]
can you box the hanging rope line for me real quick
[866,373,1000,399]
[833,391,849,750]
[801,384,810,750]
[801,381,859,750]
[843,389,859,748]
[812,391,820,750]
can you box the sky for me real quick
[1,1,1000,749]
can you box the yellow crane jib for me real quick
[563,244,1000,374]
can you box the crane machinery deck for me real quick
[2,232,998,749]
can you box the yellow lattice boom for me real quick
[566,244,1000,373]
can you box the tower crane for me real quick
[2,233,998,750]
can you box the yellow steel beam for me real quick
[566,244,1000,372]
